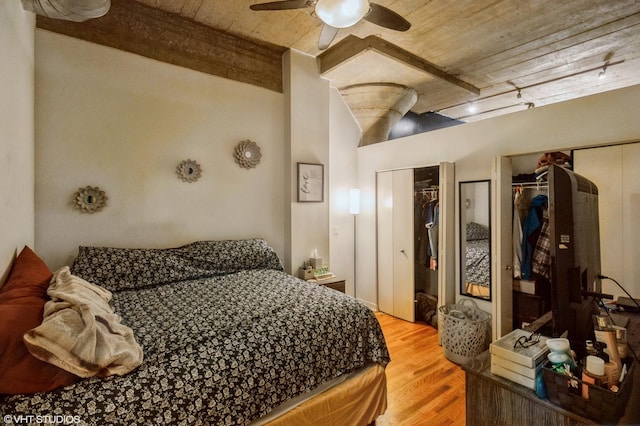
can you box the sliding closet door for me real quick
[377,172,394,316]
[376,168,414,322]
[574,143,640,301]
[392,169,415,321]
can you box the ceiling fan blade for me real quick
[365,3,411,32]
[318,24,339,50]
[250,0,313,11]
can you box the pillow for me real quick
[466,222,489,241]
[0,246,79,394]
[183,239,284,272]
[72,238,284,292]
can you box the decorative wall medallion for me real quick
[176,159,202,183]
[233,140,262,169]
[73,186,107,213]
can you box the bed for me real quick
[0,239,390,425]
[464,222,490,297]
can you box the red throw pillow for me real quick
[0,246,78,394]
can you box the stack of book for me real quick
[490,329,550,389]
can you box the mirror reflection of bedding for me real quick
[459,180,491,300]
[464,222,491,298]
[0,239,390,425]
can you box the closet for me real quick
[495,145,640,340]
[414,168,440,325]
[494,154,550,338]
[512,179,550,329]
[377,163,455,323]
[494,151,570,338]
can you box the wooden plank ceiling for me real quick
[36,0,640,126]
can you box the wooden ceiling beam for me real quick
[318,35,481,96]
[35,0,287,93]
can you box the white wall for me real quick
[0,3,35,284]
[357,85,640,311]
[461,182,490,226]
[283,51,332,275]
[328,90,361,295]
[283,52,361,290]
[34,31,286,269]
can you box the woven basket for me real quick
[542,359,635,424]
[438,299,491,364]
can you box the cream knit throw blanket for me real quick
[24,266,143,378]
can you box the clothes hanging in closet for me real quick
[512,188,524,279]
[414,191,439,270]
[427,203,439,271]
[520,194,548,280]
[415,198,429,266]
[532,206,550,279]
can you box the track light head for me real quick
[598,66,607,79]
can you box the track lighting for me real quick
[439,59,624,118]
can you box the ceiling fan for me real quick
[250,0,411,50]
[21,0,110,21]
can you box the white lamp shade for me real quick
[349,189,361,215]
[315,0,370,28]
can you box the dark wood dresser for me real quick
[463,312,640,425]
[464,351,595,425]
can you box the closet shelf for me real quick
[512,182,548,189]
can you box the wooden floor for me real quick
[374,312,466,426]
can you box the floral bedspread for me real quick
[1,240,389,425]
[465,238,490,287]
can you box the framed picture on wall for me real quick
[297,162,324,202]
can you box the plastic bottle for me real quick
[535,371,547,399]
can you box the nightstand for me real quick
[312,277,345,293]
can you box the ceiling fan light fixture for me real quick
[315,0,370,28]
